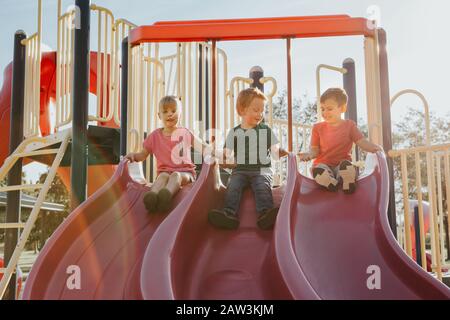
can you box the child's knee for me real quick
[169,171,182,183]
[228,175,246,191]
[158,172,170,181]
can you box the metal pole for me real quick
[343,58,357,123]
[414,206,422,267]
[378,28,397,237]
[211,40,217,138]
[249,66,264,92]
[343,58,359,163]
[198,43,203,133]
[205,45,209,137]
[4,30,27,300]
[120,37,128,157]
[286,38,293,152]
[71,0,90,209]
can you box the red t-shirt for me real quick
[143,127,196,177]
[310,120,364,167]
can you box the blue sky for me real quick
[0,0,449,181]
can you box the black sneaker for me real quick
[312,167,338,192]
[157,188,173,212]
[257,207,279,230]
[338,160,357,194]
[143,191,158,213]
[208,209,240,230]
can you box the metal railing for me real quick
[389,90,449,281]
[274,119,313,181]
[55,2,75,130]
[226,76,253,130]
[127,41,230,182]
[112,19,136,126]
[22,0,42,138]
[0,130,71,298]
[89,4,115,123]
[389,144,450,281]
[55,2,136,129]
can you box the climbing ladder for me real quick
[0,130,71,298]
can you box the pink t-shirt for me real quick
[143,127,196,177]
[311,120,364,167]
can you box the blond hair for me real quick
[320,88,348,107]
[159,95,181,111]
[236,87,267,116]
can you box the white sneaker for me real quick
[338,160,357,194]
[312,167,338,192]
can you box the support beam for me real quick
[343,58,359,162]
[249,66,264,92]
[286,38,293,152]
[120,37,129,157]
[71,0,90,209]
[378,28,397,237]
[4,30,27,300]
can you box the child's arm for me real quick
[356,138,383,153]
[124,149,150,162]
[191,134,212,155]
[270,143,289,159]
[297,146,319,162]
[215,147,237,169]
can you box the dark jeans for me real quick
[223,170,274,216]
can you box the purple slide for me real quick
[23,161,193,299]
[140,159,293,299]
[275,152,450,299]
[24,152,450,299]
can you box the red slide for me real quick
[141,152,450,300]
[22,160,194,299]
[140,159,293,299]
[23,152,450,299]
[276,152,450,299]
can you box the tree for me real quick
[24,172,70,252]
[269,89,317,154]
[390,107,450,250]
[270,89,317,124]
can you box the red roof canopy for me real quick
[129,15,375,45]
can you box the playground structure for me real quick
[0,0,448,299]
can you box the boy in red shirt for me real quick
[298,88,382,194]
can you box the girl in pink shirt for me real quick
[125,96,208,212]
[298,88,382,194]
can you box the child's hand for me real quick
[369,144,383,153]
[125,153,139,162]
[297,152,313,162]
[220,163,237,169]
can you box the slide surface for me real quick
[24,153,450,299]
[275,152,450,299]
[23,161,193,299]
[140,160,293,299]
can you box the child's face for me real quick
[240,98,265,127]
[158,102,180,128]
[320,98,346,124]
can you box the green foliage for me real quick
[23,172,70,252]
[270,89,317,124]
[391,107,450,213]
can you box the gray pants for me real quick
[223,170,274,216]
